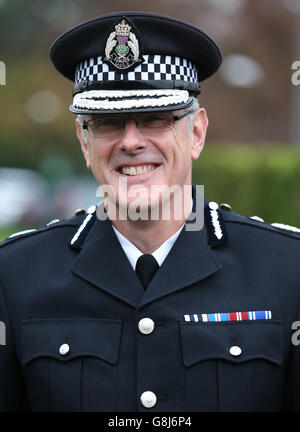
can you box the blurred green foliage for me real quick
[193,144,300,226]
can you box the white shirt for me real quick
[111,198,193,270]
[112,223,185,270]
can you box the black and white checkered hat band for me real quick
[75,54,198,84]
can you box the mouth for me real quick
[116,163,161,177]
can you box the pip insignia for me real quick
[104,17,142,71]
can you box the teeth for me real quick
[120,164,157,176]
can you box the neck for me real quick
[112,218,186,254]
[109,188,192,254]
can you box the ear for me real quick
[75,118,91,169]
[191,108,208,161]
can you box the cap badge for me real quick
[104,17,142,71]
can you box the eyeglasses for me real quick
[82,107,197,139]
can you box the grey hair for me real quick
[77,114,85,122]
[186,97,200,135]
[77,114,88,143]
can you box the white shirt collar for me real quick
[112,223,184,270]
[112,198,193,270]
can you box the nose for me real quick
[119,119,146,153]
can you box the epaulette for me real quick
[0,210,88,249]
[218,201,300,239]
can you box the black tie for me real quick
[135,254,159,289]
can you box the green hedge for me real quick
[192,144,300,227]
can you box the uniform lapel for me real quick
[137,225,222,309]
[71,186,224,310]
[137,185,224,308]
[72,216,144,308]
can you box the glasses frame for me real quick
[81,106,198,138]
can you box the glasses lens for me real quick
[87,117,123,138]
[86,112,174,138]
[139,113,173,134]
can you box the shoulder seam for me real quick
[0,221,81,248]
[226,219,300,241]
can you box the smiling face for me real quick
[76,105,208,220]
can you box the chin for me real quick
[110,191,162,222]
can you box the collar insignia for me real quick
[204,201,227,247]
[69,207,97,250]
[104,17,142,71]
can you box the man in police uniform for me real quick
[0,11,300,412]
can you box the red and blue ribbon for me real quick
[184,310,272,322]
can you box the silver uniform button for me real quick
[138,318,155,335]
[74,208,86,216]
[59,343,70,356]
[220,203,232,211]
[229,345,242,357]
[140,391,157,408]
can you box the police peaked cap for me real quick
[50,11,222,114]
